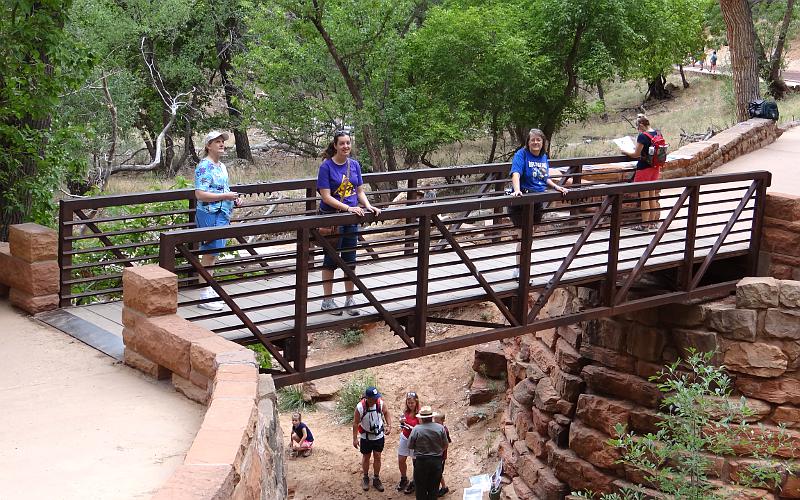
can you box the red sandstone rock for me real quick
[191,335,250,380]
[779,280,800,309]
[497,438,519,478]
[123,347,170,380]
[705,303,757,341]
[547,441,616,494]
[556,324,581,349]
[772,406,800,428]
[470,372,504,405]
[547,415,570,447]
[124,313,214,379]
[737,277,780,309]
[514,405,534,442]
[628,407,661,434]
[173,373,210,404]
[122,265,178,316]
[763,308,800,339]
[722,340,788,377]
[582,365,661,408]
[568,421,621,470]
[512,476,536,500]
[763,226,800,256]
[736,374,800,405]
[184,426,249,467]
[671,328,719,357]
[575,394,632,436]
[552,368,584,403]
[528,339,557,375]
[534,377,562,413]
[782,472,800,498]
[525,430,548,458]
[151,464,235,500]
[530,406,553,435]
[473,341,507,378]
[765,193,800,223]
[232,445,263,500]
[9,289,58,314]
[584,318,626,350]
[203,398,258,433]
[555,337,586,375]
[536,328,558,350]
[658,302,705,327]
[1,255,59,295]
[579,343,636,373]
[531,460,569,500]
[8,223,57,262]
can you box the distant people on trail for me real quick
[316,130,381,317]
[508,128,569,280]
[397,391,421,494]
[620,114,664,231]
[290,412,314,457]
[407,406,449,500]
[433,413,452,497]
[194,131,241,311]
[353,386,392,492]
[710,50,718,73]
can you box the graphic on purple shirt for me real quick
[316,158,363,212]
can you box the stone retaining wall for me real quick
[497,278,800,499]
[762,193,800,281]
[122,265,287,500]
[0,223,59,314]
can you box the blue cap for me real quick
[364,386,380,399]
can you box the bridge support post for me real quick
[413,216,430,347]
[514,204,534,324]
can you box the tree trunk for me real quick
[487,110,499,164]
[646,75,669,100]
[678,65,689,89]
[767,0,794,99]
[597,82,608,122]
[720,0,761,121]
[216,17,253,162]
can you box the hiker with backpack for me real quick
[620,114,667,231]
[353,386,392,492]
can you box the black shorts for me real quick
[360,437,385,454]
[509,201,544,227]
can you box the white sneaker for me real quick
[512,269,520,280]
[199,287,224,311]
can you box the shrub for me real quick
[573,349,795,499]
[278,385,315,413]
[247,343,273,369]
[340,327,365,346]
[334,371,377,424]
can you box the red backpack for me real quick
[642,130,668,167]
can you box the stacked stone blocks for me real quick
[0,223,59,313]
[762,192,800,281]
[500,279,800,499]
[122,265,286,500]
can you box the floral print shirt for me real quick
[194,158,233,216]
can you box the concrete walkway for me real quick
[713,125,800,192]
[0,301,204,500]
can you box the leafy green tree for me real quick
[0,0,93,238]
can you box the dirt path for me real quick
[280,306,505,499]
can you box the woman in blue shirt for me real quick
[316,131,381,315]
[194,131,241,311]
[508,128,568,280]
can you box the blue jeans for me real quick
[322,223,359,270]
[195,209,230,255]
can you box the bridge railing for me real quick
[156,171,770,385]
[57,155,631,305]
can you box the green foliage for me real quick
[334,371,377,424]
[278,385,316,413]
[339,327,365,346]
[247,343,273,370]
[574,350,795,499]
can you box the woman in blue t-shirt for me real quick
[316,131,381,315]
[508,128,568,280]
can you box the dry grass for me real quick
[103,72,800,194]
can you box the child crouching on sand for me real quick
[290,412,314,457]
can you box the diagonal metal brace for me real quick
[528,196,613,323]
[311,228,416,348]
[177,244,295,373]
[431,215,519,327]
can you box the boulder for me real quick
[469,372,505,405]
[779,280,800,309]
[722,341,788,377]
[763,308,800,339]
[473,341,507,379]
[736,277,780,309]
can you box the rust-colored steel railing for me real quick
[57,155,631,306]
[156,171,770,387]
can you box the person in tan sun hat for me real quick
[408,406,448,499]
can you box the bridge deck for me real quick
[59,187,751,349]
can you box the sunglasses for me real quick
[407,392,417,398]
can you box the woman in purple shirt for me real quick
[316,131,381,315]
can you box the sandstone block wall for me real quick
[0,223,59,314]
[123,265,287,500]
[762,193,800,281]
[499,278,800,499]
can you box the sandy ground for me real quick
[0,301,205,500]
[280,305,506,500]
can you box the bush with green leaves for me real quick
[339,327,365,347]
[573,350,795,499]
[246,343,273,370]
[278,385,315,413]
[334,371,377,424]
